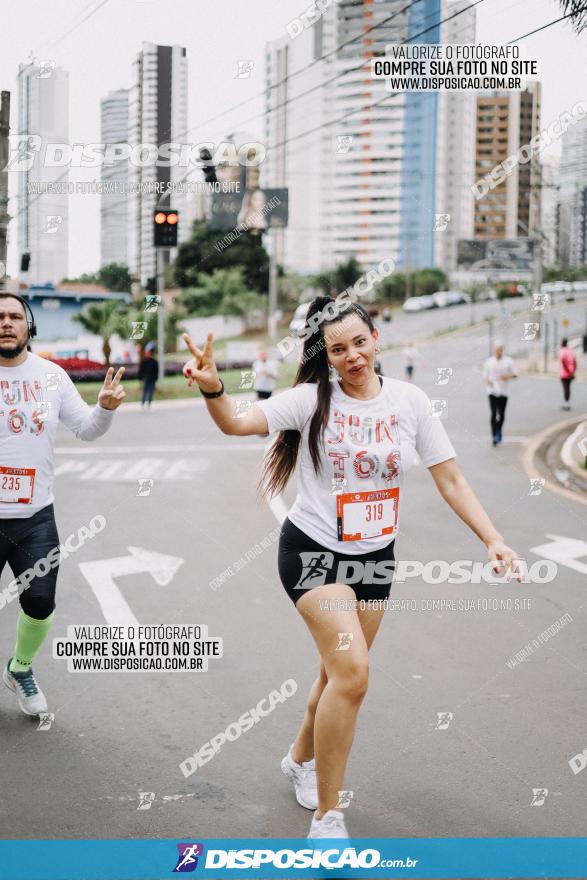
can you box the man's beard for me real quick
[0,340,27,359]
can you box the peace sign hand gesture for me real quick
[98,367,126,410]
[182,332,221,393]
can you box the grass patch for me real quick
[75,361,299,404]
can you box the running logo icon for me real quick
[173,843,204,873]
[295,551,334,588]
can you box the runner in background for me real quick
[403,342,419,381]
[182,296,521,839]
[252,350,278,400]
[0,294,125,716]
[558,338,577,411]
[482,343,518,446]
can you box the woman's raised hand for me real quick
[182,332,221,393]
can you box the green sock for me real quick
[9,610,55,673]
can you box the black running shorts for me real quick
[278,517,395,606]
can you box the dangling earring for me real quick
[328,363,336,380]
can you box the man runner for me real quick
[482,343,518,446]
[0,294,125,715]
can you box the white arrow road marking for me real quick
[530,534,587,577]
[78,546,184,626]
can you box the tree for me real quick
[173,221,270,292]
[558,0,587,32]
[119,303,187,354]
[412,268,447,296]
[177,267,264,317]
[312,257,363,295]
[375,272,406,303]
[71,299,128,365]
[96,263,132,292]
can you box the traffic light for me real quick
[20,253,30,272]
[146,277,157,294]
[199,148,217,184]
[153,209,179,247]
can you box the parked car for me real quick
[430,290,467,308]
[289,302,312,336]
[402,295,436,313]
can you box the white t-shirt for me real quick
[253,359,278,393]
[483,355,517,396]
[0,353,115,518]
[257,376,456,553]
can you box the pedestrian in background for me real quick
[558,338,577,411]
[138,343,159,409]
[403,343,419,381]
[253,350,278,400]
[483,343,518,446]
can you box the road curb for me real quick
[521,416,587,508]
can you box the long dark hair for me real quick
[258,295,376,498]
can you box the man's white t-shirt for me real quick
[483,355,517,396]
[257,376,456,553]
[0,353,114,518]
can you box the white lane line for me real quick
[55,444,267,454]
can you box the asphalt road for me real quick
[0,307,586,851]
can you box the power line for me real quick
[506,8,587,43]
[264,0,485,155]
[172,0,425,145]
[203,0,485,147]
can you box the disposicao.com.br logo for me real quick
[186,845,407,871]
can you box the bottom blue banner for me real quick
[0,837,586,879]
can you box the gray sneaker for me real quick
[3,659,48,716]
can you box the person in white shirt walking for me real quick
[182,297,521,839]
[482,344,518,446]
[403,343,419,381]
[252,350,278,400]
[0,294,125,716]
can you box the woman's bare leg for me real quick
[295,583,378,818]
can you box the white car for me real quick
[402,295,436,312]
[433,290,469,307]
[289,302,312,336]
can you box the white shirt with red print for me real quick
[257,376,456,553]
[0,353,114,518]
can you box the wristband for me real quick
[200,379,225,399]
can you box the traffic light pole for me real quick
[157,248,165,378]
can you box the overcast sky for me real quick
[2,0,586,277]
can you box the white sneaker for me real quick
[281,744,318,810]
[308,809,349,839]
[3,659,48,716]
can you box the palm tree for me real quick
[72,299,128,366]
[558,1,587,32]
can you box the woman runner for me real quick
[182,296,521,839]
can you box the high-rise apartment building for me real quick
[558,116,587,267]
[265,0,477,275]
[127,42,188,284]
[434,0,477,273]
[16,61,69,285]
[100,89,129,267]
[473,83,541,241]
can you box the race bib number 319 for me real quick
[0,467,36,503]
[336,488,399,542]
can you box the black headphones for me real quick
[0,293,37,339]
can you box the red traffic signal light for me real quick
[153,209,179,247]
